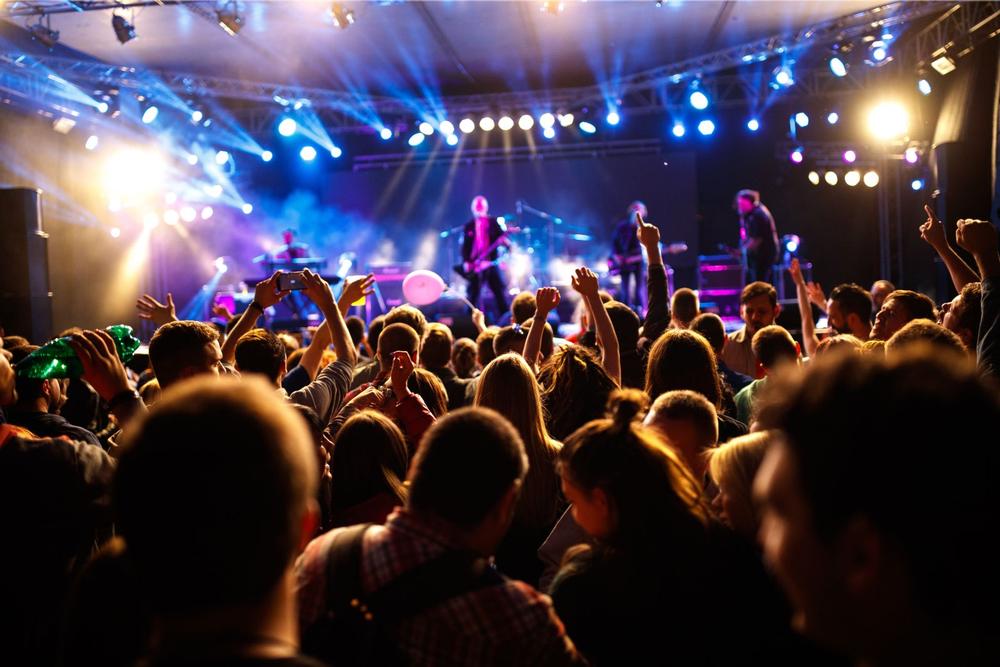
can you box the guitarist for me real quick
[460,195,510,320]
[734,189,779,284]
[611,201,647,311]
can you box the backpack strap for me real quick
[323,523,374,614]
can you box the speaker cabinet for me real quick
[0,188,52,342]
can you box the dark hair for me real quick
[885,290,936,322]
[537,344,618,440]
[407,407,528,528]
[367,315,387,354]
[511,292,538,325]
[3,335,31,349]
[408,368,448,417]
[493,324,528,357]
[476,327,500,368]
[759,350,1000,624]
[524,317,555,358]
[420,323,453,370]
[286,347,306,371]
[953,282,983,342]
[735,189,760,205]
[114,376,316,613]
[345,316,366,348]
[385,305,427,338]
[376,323,419,368]
[886,319,966,356]
[740,281,777,308]
[689,313,726,354]
[671,289,700,326]
[645,330,722,408]
[451,337,478,379]
[235,328,286,382]
[829,283,873,323]
[149,320,220,389]
[605,301,640,352]
[751,325,798,369]
[332,410,408,511]
[649,390,719,448]
[815,334,863,357]
[9,344,44,403]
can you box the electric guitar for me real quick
[454,227,520,279]
[609,242,688,275]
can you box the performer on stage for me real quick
[734,189,779,284]
[610,201,647,311]
[273,228,309,261]
[460,195,510,320]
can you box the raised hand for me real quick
[340,273,375,307]
[211,303,234,321]
[471,308,486,332]
[535,286,561,314]
[136,293,177,327]
[919,204,948,250]
[956,219,999,257]
[66,329,130,402]
[300,269,336,313]
[389,350,415,400]
[636,213,660,247]
[571,267,600,299]
[805,281,827,311]
[788,258,805,286]
[254,272,289,309]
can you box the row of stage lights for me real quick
[806,169,925,191]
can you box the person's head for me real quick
[604,301,640,353]
[645,329,722,409]
[376,323,419,372]
[735,189,759,215]
[471,195,489,217]
[885,320,967,357]
[870,290,937,341]
[751,325,799,374]
[407,368,448,417]
[869,279,895,312]
[407,407,528,554]
[689,312,727,355]
[367,315,386,355]
[114,376,318,616]
[627,200,648,221]
[149,320,223,390]
[828,284,873,339]
[451,337,478,379]
[345,316,366,350]
[511,291,537,325]
[740,282,780,335]
[9,345,66,413]
[754,351,1000,660]
[939,282,982,350]
[493,324,528,357]
[559,389,708,553]
[234,329,286,386]
[385,304,427,339]
[707,431,770,540]
[286,347,306,372]
[644,390,718,480]
[419,323,453,370]
[537,344,618,440]
[275,332,300,356]
[814,334,863,358]
[3,335,30,349]
[670,289,700,328]
[0,351,15,406]
[331,410,408,511]
[476,327,500,369]
[282,228,294,245]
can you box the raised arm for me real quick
[297,274,374,380]
[221,272,287,364]
[789,259,819,359]
[301,269,357,369]
[920,204,980,291]
[572,267,621,386]
[136,293,178,328]
[955,219,1000,379]
[637,213,670,342]
[524,287,560,371]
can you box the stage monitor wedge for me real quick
[0,188,53,343]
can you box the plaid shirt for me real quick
[296,508,583,666]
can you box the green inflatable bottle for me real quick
[15,325,141,380]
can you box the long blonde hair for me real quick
[474,353,562,530]
[706,431,770,536]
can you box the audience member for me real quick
[885,319,967,357]
[511,290,538,325]
[420,322,471,410]
[870,279,896,314]
[953,218,1000,378]
[721,281,780,378]
[938,281,982,351]
[870,289,937,341]
[643,389,718,481]
[408,367,448,417]
[149,320,223,390]
[669,287,700,329]
[604,300,644,388]
[707,431,770,541]
[451,337,478,379]
[734,325,799,426]
[537,344,617,440]
[690,311,753,403]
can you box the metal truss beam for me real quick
[897,1,1000,71]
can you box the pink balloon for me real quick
[402,270,446,306]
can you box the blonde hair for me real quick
[475,353,562,531]
[707,431,771,534]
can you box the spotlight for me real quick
[498,116,514,131]
[110,227,121,239]
[827,112,839,125]
[867,102,908,140]
[697,119,715,136]
[844,170,861,187]
[379,127,393,140]
[201,206,214,220]
[671,122,686,138]
[180,206,197,223]
[917,79,932,95]
[85,135,99,151]
[904,147,919,164]
[606,110,620,126]
[446,134,459,146]
[540,1,565,14]
[191,110,203,123]
[578,121,597,134]
[186,153,199,166]
[842,150,856,163]
[330,146,342,158]
[746,118,760,132]
[863,170,880,188]
[143,212,160,229]
[689,90,709,110]
[408,132,425,147]
[216,3,243,36]
[141,105,159,124]
[479,117,495,131]
[794,112,809,128]
[261,150,273,162]
[518,114,534,130]
[97,102,109,114]
[911,178,925,191]
[439,120,455,135]
[163,210,179,226]
[112,14,137,44]
[29,22,60,48]
[215,150,230,165]
[784,234,801,253]
[278,117,297,136]
[242,203,254,214]
[867,41,889,65]
[558,113,574,127]
[829,56,847,77]
[824,171,838,186]
[331,3,355,29]
[214,257,229,273]
[539,113,555,129]
[790,148,804,163]
[772,65,794,88]
[808,171,821,185]
[419,121,434,135]
[300,146,317,161]
[931,56,956,75]
[543,127,555,139]
[459,119,475,134]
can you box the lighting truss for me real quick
[897,1,1000,72]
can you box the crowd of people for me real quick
[1,209,998,667]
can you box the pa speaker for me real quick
[0,188,52,343]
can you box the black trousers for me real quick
[619,266,644,312]
[468,265,508,321]
[747,255,775,285]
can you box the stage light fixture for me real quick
[446,134,459,146]
[794,112,809,128]
[498,116,515,131]
[863,170,879,188]
[112,14,137,44]
[784,234,801,253]
[844,170,861,187]
[539,113,555,129]
[278,117,297,136]
[606,110,620,126]
[540,1,564,14]
[904,147,919,164]
[824,171,838,186]
[408,132,425,147]
[688,90,709,110]
[186,153,199,166]
[201,206,214,220]
[867,41,888,65]
[746,118,760,132]
[300,146,317,161]
[827,112,839,125]
[867,102,908,140]
[331,3,355,29]
[808,171,820,185]
[163,210,179,226]
[216,3,243,36]
[790,148,804,163]
[543,127,555,139]
[931,56,956,75]
[330,146,342,158]
[917,79,932,95]
[578,121,596,134]
[110,227,121,239]
[215,150,230,165]
[180,206,197,223]
[191,110,203,123]
[697,119,715,136]
[843,149,856,163]
[29,22,60,48]
[419,121,434,135]
[519,114,534,130]
[85,135,99,151]
[772,65,794,88]
[214,257,229,274]
[479,117,495,132]
[558,113,574,127]
[242,203,254,214]
[439,120,455,135]
[97,101,109,114]
[911,179,924,191]
[379,127,393,140]
[671,122,686,138]
[459,119,475,134]
[141,104,159,124]
[829,57,847,77]
[261,150,273,162]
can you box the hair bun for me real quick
[607,389,649,427]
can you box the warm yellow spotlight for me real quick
[844,170,861,187]
[863,170,880,188]
[867,102,909,140]
[104,149,167,203]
